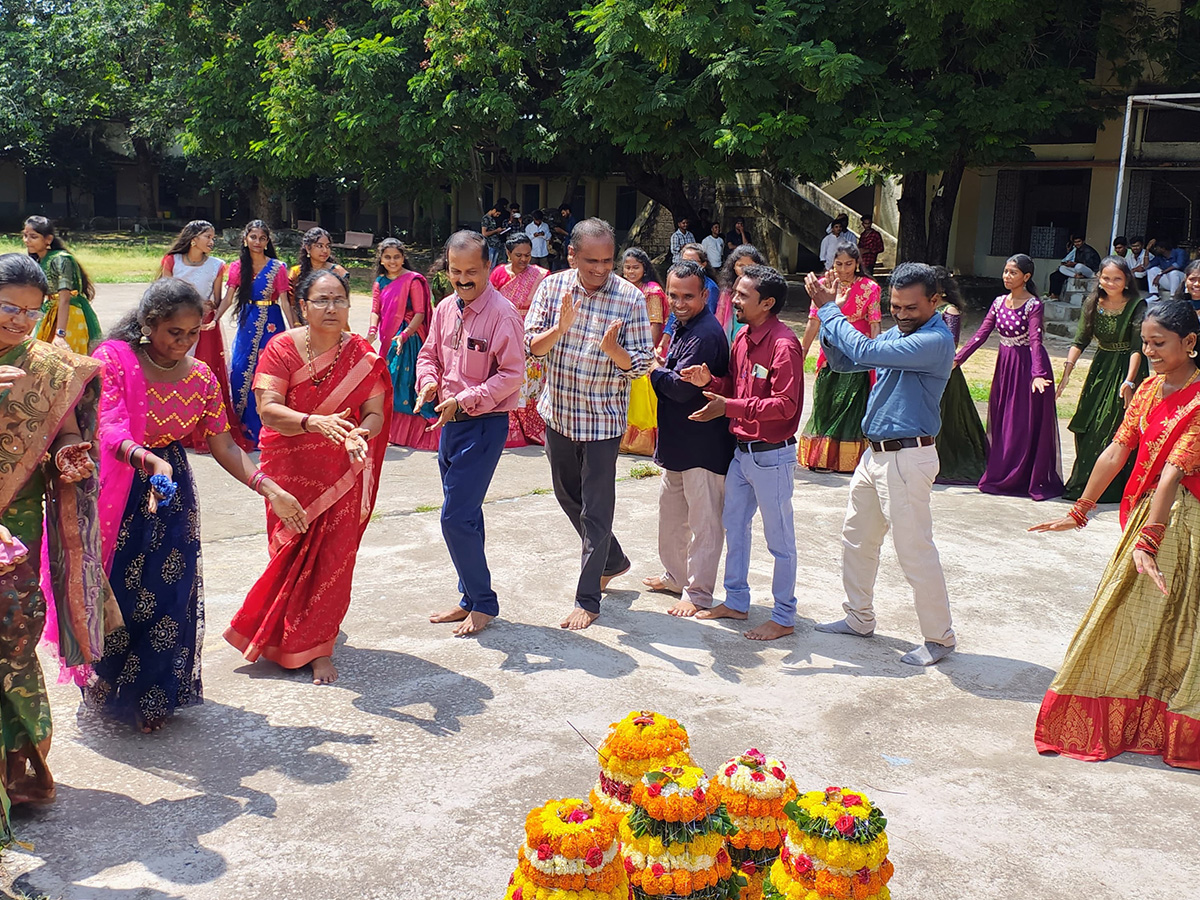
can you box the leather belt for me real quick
[869,435,935,453]
[451,409,508,423]
[736,436,797,454]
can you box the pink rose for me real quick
[647,782,662,797]
[771,767,786,781]
[513,889,522,900]
[717,848,729,865]
[624,857,636,874]
[585,847,604,868]
[793,854,814,875]
[725,764,738,777]
[835,815,857,837]
[692,788,706,803]
[567,808,590,824]
[780,846,791,863]
[858,867,871,884]
[537,842,553,861]
[651,863,665,877]
[841,793,863,808]
[751,772,766,782]
[742,860,757,876]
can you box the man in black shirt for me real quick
[643,260,736,617]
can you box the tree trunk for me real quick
[560,170,580,211]
[925,152,966,267]
[624,166,697,228]
[897,169,929,264]
[253,178,284,229]
[131,136,157,222]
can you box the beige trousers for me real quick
[841,445,955,645]
[658,467,726,608]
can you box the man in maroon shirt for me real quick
[682,265,804,640]
[858,214,884,275]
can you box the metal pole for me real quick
[1110,94,1134,250]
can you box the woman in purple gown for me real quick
[954,254,1063,500]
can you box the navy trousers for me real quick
[438,414,509,616]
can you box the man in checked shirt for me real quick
[525,218,654,629]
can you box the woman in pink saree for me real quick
[226,271,391,685]
[490,233,548,446]
[367,239,437,450]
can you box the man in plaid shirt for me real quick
[525,218,654,629]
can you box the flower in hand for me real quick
[55,441,95,483]
[688,391,726,422]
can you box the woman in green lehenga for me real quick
[933,267,988,484]
[0,254,112,841]
[21,216,102,355]
[1056,256,1147,503]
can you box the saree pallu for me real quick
[1035,492,1200,768]
[491,265,547,447]
[934,366,989,485]
[799,366,870,473]
[225,334,391,668]
[84,443,204,727]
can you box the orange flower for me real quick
[672,869,692,894]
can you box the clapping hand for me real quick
[311,408,357,443]
[55,441,95,483]
[688,391,727,422]
[804,271,841,309]
[344,426,370,462]
[599,321,622,358]
[0,366,25,392]
[427,396,458,432]
[558,292,579,334]
[416,381,438,408]
[679,363,713,387]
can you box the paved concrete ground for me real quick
[5,285,1197,900]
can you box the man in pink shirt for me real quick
[416,230,526,635]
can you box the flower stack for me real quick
[765,787,894,900]
[620,766,743,899]
[710,749,798,900]
[590,710,693,823]
[503,798,628,900]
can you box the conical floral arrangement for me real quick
[589,710,693,823]
[710,749,797,899]
[503,798,628,900]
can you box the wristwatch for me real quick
[55,329,67,338]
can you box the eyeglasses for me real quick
[0,302,42,322]
[305,297,351,310]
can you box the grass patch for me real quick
[967,379,991,403]
[804,355,817,373]
[413,502,441,513]
[529,487,552,495]
[628,462,662,479]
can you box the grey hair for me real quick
[445,229,490,264]
[569,217,616,251]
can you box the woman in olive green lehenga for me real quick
[1056,256,1148,503]
[0,254,112,842]
[933,267,988,485]
[21,216,102,355]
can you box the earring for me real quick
[1190,349,1197,358]
[140,325,151,344]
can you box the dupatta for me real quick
[1120,376,1200,527]
[374,272,431,344]
[253,333,393,554]
[0,339,118,674]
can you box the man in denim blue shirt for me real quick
[805,262,957,666]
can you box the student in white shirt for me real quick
[701,222,725,269]
[525,210,552,269]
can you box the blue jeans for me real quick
[438,415,509,616]
[721,444,798,626]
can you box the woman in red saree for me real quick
[225,271,391,685]
[1030,300,1200,769]
[490,233,548,446]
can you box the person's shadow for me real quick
[474,619,639,681]
[11,698,372,898]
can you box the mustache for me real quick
[454,281,476,289]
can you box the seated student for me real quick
[1146,237,1187,301]
[1127,236,1150,292]
[1048,234,1101,298]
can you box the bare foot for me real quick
[560,609,599,630]
[643,575,681,594]
[600,563,631,590]
[311,656,338,684]
[668,598,701,617]
[430,607,469,624]
[453,611,494,636]
[745,621,795,641]
[695,603,748,621]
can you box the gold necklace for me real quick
[1158,366,1200,401]
[141,347,183,372]
[305,327,344,386]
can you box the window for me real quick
[615,185,639,230]
[522,184,540,215]
[990,169,1092,257]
